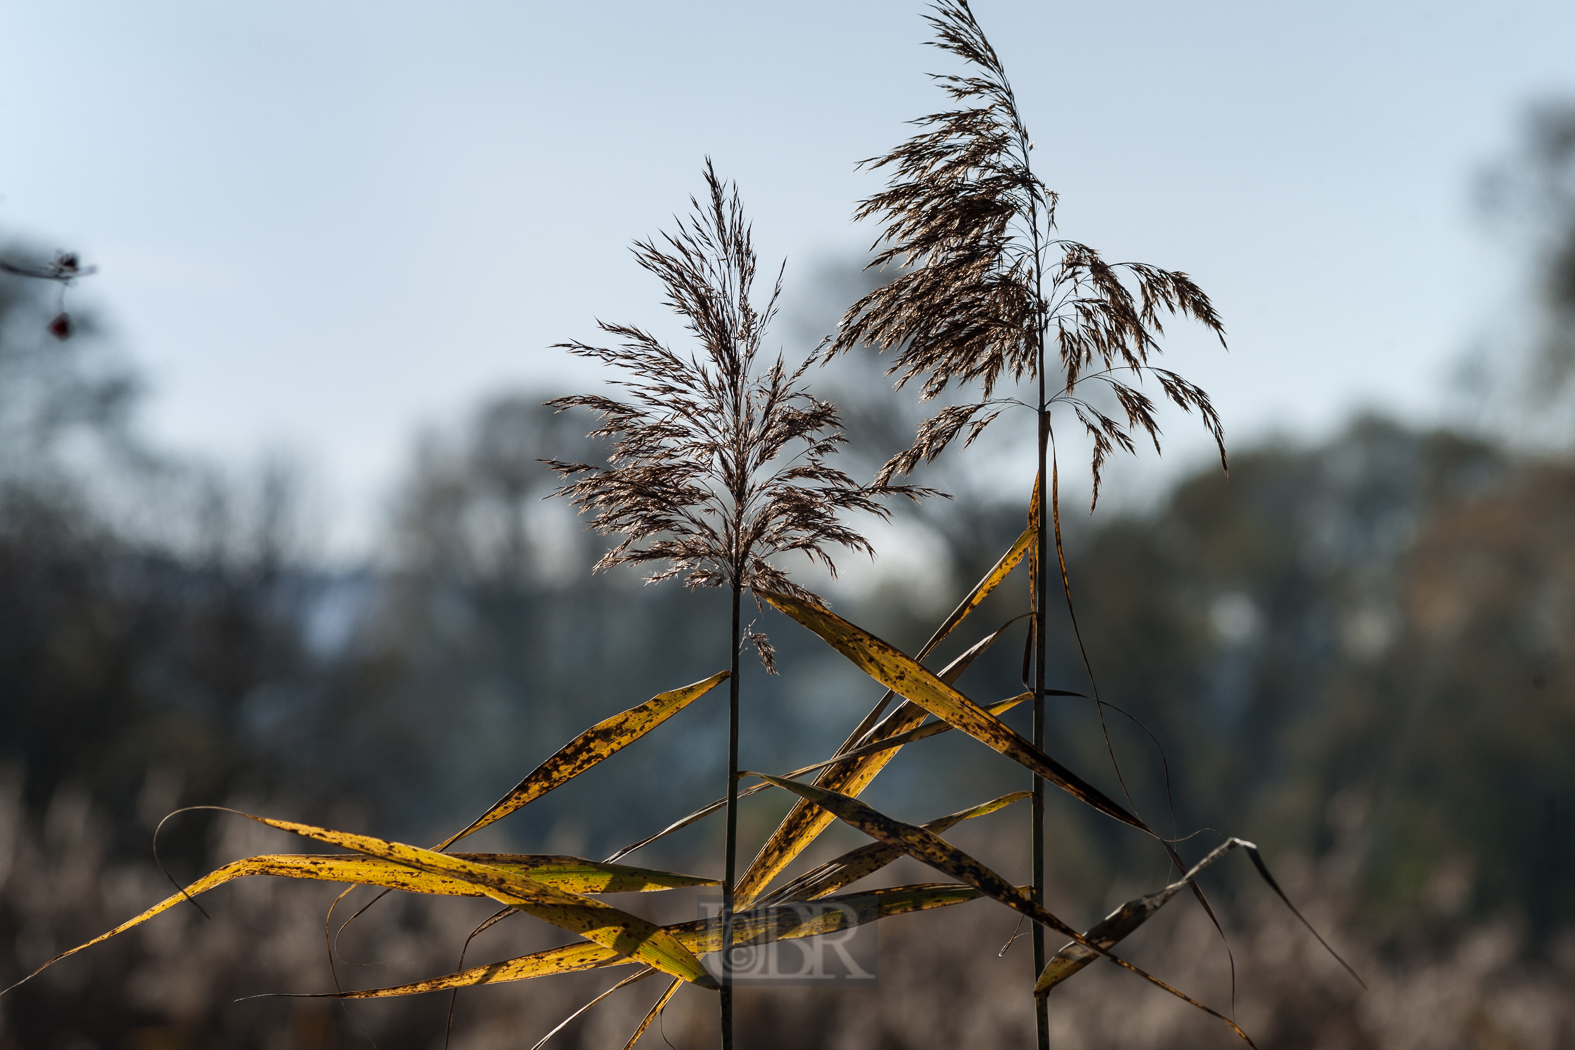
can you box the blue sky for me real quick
[2,0,1572,553]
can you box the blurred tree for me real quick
[1479,101,1575,430]
[0,239,320,840]
[1040,415,1575,945]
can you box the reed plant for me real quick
[0,4,1361,1048]
[543,159,922,1048]
[820,3,1229,1042]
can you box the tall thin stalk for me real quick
[722,580,741,1041]
[1027,99,1052,1049]
[547,161,921,1049]
[825,1,1228,1030]
[1033,367,1049,1047]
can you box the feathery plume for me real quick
[829,0,1226,506]
[548,160,925,668]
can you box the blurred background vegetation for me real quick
[2,104,1575,1050]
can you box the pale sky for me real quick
[2,0,1571,555]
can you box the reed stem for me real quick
[721,580,742,1050]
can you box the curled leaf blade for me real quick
[748,773,1258,1047]
[681,882,984,955]
[762,790,1029,905]
[1036,837,1244,993]
[1035,837,1364,994]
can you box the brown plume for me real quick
[547,160,927,669]
[828,0,1227,506]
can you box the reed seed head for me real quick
[829,0,1228,506]
[548,161,930,669]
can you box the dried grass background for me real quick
[6,778,1573,1050]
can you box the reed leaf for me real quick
[755,582,1222,940]
[241,813,716,986]
[311,884,983,999]
[756,587,1151,832]
[623,977,683,1050]
[531,969,657,1050]
[7,852,713,933]
[4,809,718,994]
[747,774,1256,1047]
[1033,837,1240,995]
[1035,838,1364,994]
[437,671,729,850]
[449,856,719,894]
[735,622,1014,903]
[606,690,1027,864]
[730,525,1039,906]
[734,527,1033,903]
[922,525,1033,663]
[841,524,1033,745]
[760,790,1029,905]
